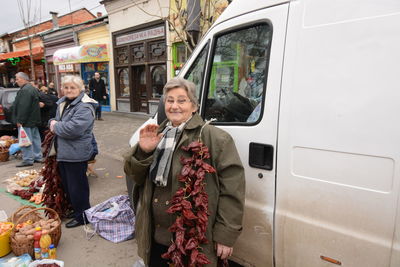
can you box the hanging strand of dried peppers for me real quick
[41,131,71,217]
[161,139,215,266]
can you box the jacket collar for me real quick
[20,83,32,90]
[185,113,205,130]
[57,92,97,106]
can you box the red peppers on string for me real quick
[161,141,215,266]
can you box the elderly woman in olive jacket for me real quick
[124,78,245,266]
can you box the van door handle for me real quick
[248,142,274,170]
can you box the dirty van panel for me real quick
[196,4,289,267]
[275,1,400,267]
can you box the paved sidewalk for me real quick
[94,112,150,161]
[0,112,149,266]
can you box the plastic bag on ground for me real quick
[28,259,64,267]
[0,253,32,267]
[84,195,135,243]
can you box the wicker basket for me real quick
[0,151,9,162]
[10,207,62,257]
[9,206,38,224]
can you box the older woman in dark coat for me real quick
[124,78,245,266]
[49,75,97,228]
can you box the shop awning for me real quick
[53,44,109,65]
[0,47,44,60]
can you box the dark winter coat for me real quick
[38,91,56,127]
[11,83,41,127]
[89,78,106,102]
[51,92,97,162]
[123,113,245,266]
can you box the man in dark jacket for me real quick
[12,72,42,167]
[7,78,18,88]
[89,72,107,120]
[37,87,57,141]
[48,82,58,96]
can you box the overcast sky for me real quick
[0,0,107,34]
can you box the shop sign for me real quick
[53,44,109,65]
[59,64,74,72]
[116,26,165,46]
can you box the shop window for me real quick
[132,44,145,63]
[173,42,190,76]
[118,68,130,97]
[150,65,166,98]
[116,47,129,65]
[148,41,166,62]
[204,24,271,124]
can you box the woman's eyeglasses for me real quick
[165,98,191,105]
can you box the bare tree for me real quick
[17,0,41,80]
[136,0,229,53]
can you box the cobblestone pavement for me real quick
[0,112,149,266]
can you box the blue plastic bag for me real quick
[0,253,32,267]
[9,143,20,155]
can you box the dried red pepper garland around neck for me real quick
[162,140,228,266]
[41,131,71,217]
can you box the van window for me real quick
[204,24,271,123]
[184,43,209,99]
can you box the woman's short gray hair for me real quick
[163,78,198,107]
[61,75,85,91]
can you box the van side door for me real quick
[188,4,289,266]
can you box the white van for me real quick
[131,0,400,266]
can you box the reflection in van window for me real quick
[204,24,271,123]
[184,44,209,99]
[7,91,17,103]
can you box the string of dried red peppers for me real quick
[161,140,216,266]
[41,131,71,217]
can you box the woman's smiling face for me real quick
[164,87,197,127]
[63,82,81,99]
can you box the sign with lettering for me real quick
[53,44,109,65]
[58,64,74,72]
[116,26,165,46]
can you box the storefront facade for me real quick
[77,22,111,111]
[103,0,169,114]
[113,22,167,113]
[42,28,79,92]
[53,44,110,110]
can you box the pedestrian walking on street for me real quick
[40,86,59,119]
[31,84,57,141]
[49,75,98,228]
[11,72,43,167]
[48,82,58,96]
[89,72,107,121]
[124,78,245,266]
[7,77,19,88]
